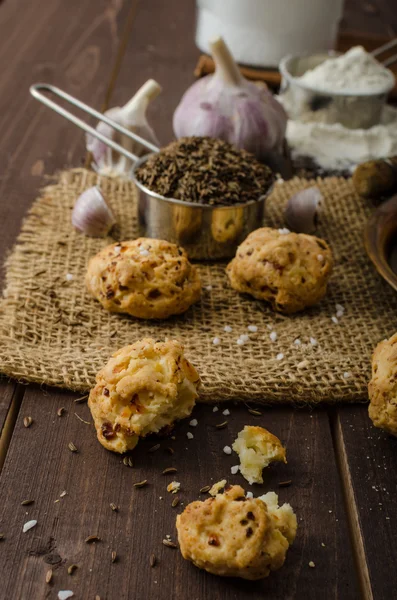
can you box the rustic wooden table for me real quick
[0,1,396,599]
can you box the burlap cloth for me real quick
[0,168,395,403]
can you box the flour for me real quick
[286,105,397,170]
[299,46,394,94]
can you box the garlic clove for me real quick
[284,186,323,234]
[72,186,116,237]
[86,79,161,178]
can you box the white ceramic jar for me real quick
[196,0,345,68]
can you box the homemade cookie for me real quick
[88,338,200,453]
[226,227,333,313]
[85,238,201,319]
[232,426,287,485]
[368,332,397,436]
[176,484,297,580]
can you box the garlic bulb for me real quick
[284,187,323,234]
[173,37,287,162]
[87,79,161,178]
[72,187,116,237]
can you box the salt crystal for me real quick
[65,273,73,281]
[139,249,149,257]
[186,432,194,439]
[276,178,285,185]
[114,245,121,255]
[294,339,301,346]
[335,304,344,312]
[223,409,230,416]
[336,310,344,318]
[331,316,339,324]
[240,334,249,342]
[205,285,212,291]
[343,371,351,379]
[246,492,253,499]
[310,337,318,346]
[212,337,221,346]
[189,419,198,427]
[224,325,232,333]
[247,325,258,333]
[58,592,74,600]
[276,353,284,360]
[278,228,290,235]
[317,254,324,262]
[236,338,245,346]
[223,446,232,455]
[231,465,239,475]
[23,520,37,533]
[213,406,219,412]
[270,331,277,342]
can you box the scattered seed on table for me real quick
[148,444,160,453]
[68,442,78,453]
[150,553,157,567]
[110,503,118,512]
[162,467,177,475]
[21,499,34,506]
[133,480,148,488]
[200,485,211,494]
[57,407,66,417]
[123,456,133,468]
[23,417,33,428]
[111,550,117,563]
[45,569,53,584]
[278,480,292,488]
[60,491,67,498]
[248,409,262,416]
[171,497,180,508]
[166,447,174,455]
[74,413,91,425]
[85,535,100,543]
[162,539,177,549]
[67,564,78,575]
[74,395,88,404]
[215,421,228,429]
[23,520,37,533]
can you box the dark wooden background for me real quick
[0,1,396,599]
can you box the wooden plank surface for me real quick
[0,392,359,599]
[335,405,397,600]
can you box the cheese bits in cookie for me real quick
[233,426,286,484]
[226,227,333,313]
[88,339,200,453]
[85,238,201,319]
[176,484,297,580]
[369,331,397,436]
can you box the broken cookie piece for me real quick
[176,484,297,580]
[232,425,286,484]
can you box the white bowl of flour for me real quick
[279,46,395,130]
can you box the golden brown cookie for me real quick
[368,332,397,436]
[232,426,287,485]
[176,485,297,580]
[226,227,333,314]
[85,238,201,319]
[88,338,200,453]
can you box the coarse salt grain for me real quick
[23,520,37,533]
[213,406,219,412]
[186,432,194,439]
[317,254,324,262]
[246,492,254,498]
[310,337,318,346]
[308,561,315,568]
[223,409,230,416]
[189,419,198,427]
[224,325,232,333]
[212,337,221,346]
[114,245,121,255]
[240,334,249,343]
[276,353,284,360]
[236,338,245,346]
[205,285,212,291]
[335,304,344,312]
[294,339,301,346]
[331,316,339,324]
[231,465,239,475]
[336,310,344,318]
[247,325,258,333]
[278,228,290,234]
[58,592,74,600]
[139,248,149,257]
[270,331,277,342]
[343,371,352,379]
[223,446,232,455]
[65,273,73,281]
